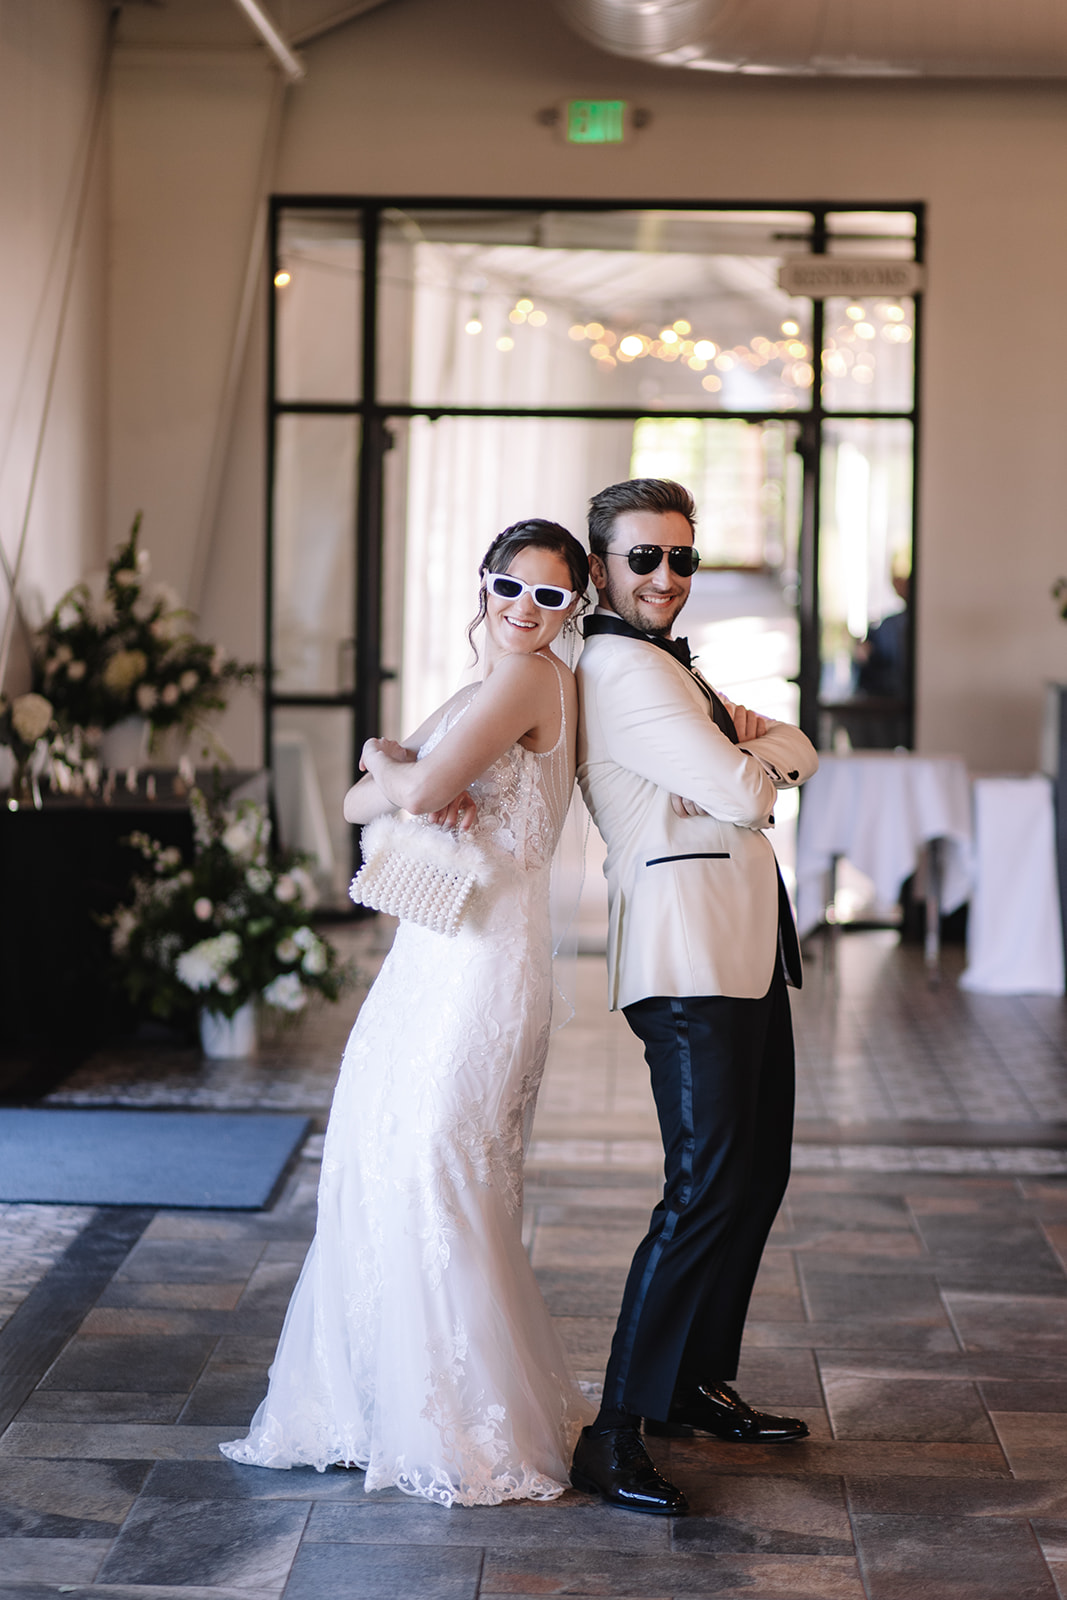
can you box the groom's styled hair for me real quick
[587,478,697,558]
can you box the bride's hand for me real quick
[427,790,478,832]
[359,737,414,772]
[670,793,710,817]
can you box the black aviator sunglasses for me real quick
[604,545,701,577]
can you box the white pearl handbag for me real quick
[349,812,497,937]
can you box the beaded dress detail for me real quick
[221,657,591,1506]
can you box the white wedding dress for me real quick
[221,666,591,1506]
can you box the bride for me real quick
[221,518,594,1506]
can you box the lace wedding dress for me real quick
[221,663,591,1506]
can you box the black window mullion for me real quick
[354,204,383,781]
[263,197,281,772]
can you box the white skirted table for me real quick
[959,774,1065,995]
[796,752,973,978]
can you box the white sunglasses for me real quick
[485,572,576,611]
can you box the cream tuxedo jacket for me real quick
[577,631,819,1010]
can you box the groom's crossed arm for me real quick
[584,649,816,830]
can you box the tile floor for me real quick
[0,923,1066,1598]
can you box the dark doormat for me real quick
[0,1109,311,1209]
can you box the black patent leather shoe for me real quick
[643,1381,809,1443]
[570,1425,688,1515]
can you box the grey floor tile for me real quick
[40,1334,217,1394]
[672,1472,852,1553]
[798,1268,951,1325]
[0,1538,111,1582]
[482,1546,865,1596]
[0,1459,149,1538]
[734,1349,826,1408]
[846,1475,1067,1517]
[15,1391,186,1424]
[97,1497,309,1588]
[551,1315,616,1365]
[664,1437,1010,1481]
[232,1261,302,1318]
[781,1192,914,1232]
[978,1379,1067,1412]
[115,1240,265,1285]
[987,1411,1067,1477]
[944,1291,1067,1352]
[304,1496,670,1550]
[180,1369,269,1426]
[1034,1521,1067,1563]
[282,1542,482,1600]
[0,1421,234,1461]
[821,1375,996,1443]
[96,1282,246,1312]
[141,1458,405,1502]
[532,1267,629,1317]
[746,1320,962,1353]
[851,1512,1059,1599]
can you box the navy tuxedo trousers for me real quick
[602,964,795,1422]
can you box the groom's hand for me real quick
[730,703,769,742]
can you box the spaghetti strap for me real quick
[533,653,567,760]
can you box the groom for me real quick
[570,478,818,1515]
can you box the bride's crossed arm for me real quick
[343,653,567,828]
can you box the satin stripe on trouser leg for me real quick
[601,965,795,1423]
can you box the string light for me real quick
[273,270,291,288]
[456,292,911,397]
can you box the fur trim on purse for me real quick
[349,812,497,937]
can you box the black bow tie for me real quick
[657,634,692,668]
[582,613,738,743]
[583,612,690,665]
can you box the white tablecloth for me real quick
[796,753,973,938]
[959,775,1065,995]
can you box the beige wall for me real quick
[105,0,1067,770]
[0,0,108,689]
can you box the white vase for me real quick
[199,1001,257,1059]
[98,715,150,770]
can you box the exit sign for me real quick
[567,100,626,144]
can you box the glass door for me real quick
[265,199,922,904]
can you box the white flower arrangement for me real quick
[29,513,257,765]
[262,972,307,1012]
[176,931,242,992]
[103,786,348,1024]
